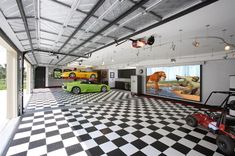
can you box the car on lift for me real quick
[62,80,110,94]
[61,69,98,79]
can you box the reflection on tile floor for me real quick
[5,90,225,156]
[26,89,134,112]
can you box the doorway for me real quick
[35,67,46,88]
[0,45,7,130]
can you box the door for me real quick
[35,67,46,88]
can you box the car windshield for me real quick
[81,81,89,84]
[90,81,99,84]
[63,69,72,72]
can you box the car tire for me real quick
[69,73,76,78]
[90,74,96,79]
[216,135,235,155]
[101,86,107,92]
[72,87,81,94]
[185,115,198,127]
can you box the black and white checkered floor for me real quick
[26,89,135,112]
[5,89,225,156]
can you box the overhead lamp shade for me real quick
[147,36,155,45]
[192,40,200,47]
[171,58,176,63]
[132,39,146,48]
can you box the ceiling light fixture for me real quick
[225,45,231,51]
[223,54,228,60]
[192,38,200,47]
[171,42,176,51]
[171,58,176,63]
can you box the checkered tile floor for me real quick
[5,89,225,156]
[25,89,135,112]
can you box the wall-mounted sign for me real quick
[110,72,115,78]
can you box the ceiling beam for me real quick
[15,29,36,34]
[40,29,106,46]
[40,17,116,39]
[6,16,35,20]
[19,38,36,41]
[16,0,38,64]
[56,0,106,53]
[55,0,149,65]
[24,49,89,58]
[129,0,162,21]
[83,0,219,57]
[51,0,82,51]
[34,0,41,49]
[50,0,135,32]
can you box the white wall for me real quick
[202,59,235,105]
[138,59,235,106]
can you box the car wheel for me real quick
[69,73,76,78]
[101,86,107,92]
[185,115,198,127]
[72,87,81,94]
[90,74,96,79]
[216,135,235,155]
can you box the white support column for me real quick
[25,61,31,94]
[6,50,18,119]
[45,66,49,87]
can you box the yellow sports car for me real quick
[61,70,98,79]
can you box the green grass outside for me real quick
[0,79,26,90]
[0,79,6,90]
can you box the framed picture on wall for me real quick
[146,65,202,102]
[110,72,115,78]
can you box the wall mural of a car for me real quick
[62,80,110,94]
[61,69,98,79]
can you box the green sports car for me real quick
[62,80,110,94]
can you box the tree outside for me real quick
[0,64,6,90]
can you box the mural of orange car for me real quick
[61,70,98,79]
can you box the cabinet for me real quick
[131,75,142,95]
[115,81,130,90]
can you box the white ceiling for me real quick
[73,0,235,68]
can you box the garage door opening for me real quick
[0,45,7,130]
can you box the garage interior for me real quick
[0,0,235,155]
